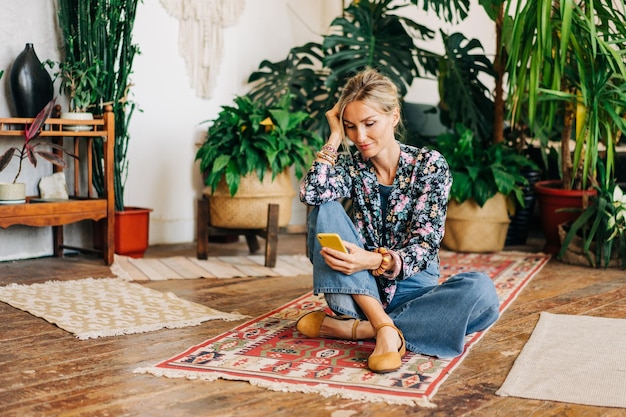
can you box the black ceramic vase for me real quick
[10,43,53,118]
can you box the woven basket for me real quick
[0,182,26,201]
[442,193,511,252]
[204,170,296,229]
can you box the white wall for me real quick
[0,0,492,261]
[127,0,341,244]
[0,0,63,260]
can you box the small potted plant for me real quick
[195,94,323,229]
[54,59,101,131]
[558,163,626,269]
[435,123,538,252]
[0,98,78,202]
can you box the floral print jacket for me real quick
[299,142,451,305]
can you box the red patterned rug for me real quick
[135,251,550,407]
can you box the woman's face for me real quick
[342,100,399,159]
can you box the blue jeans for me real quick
[307,201,500,358]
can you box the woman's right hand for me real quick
[320,242,385,275]
[325,103,343,143]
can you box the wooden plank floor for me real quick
[1,232,625,416]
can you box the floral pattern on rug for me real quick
[136,251,550,406]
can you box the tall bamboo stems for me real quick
[57,0,139,212]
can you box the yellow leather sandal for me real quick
[295,311,360,340]
[367,323,406,373]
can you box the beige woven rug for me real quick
[0,278,246,340]
[497,312,626,408]
[111,254,312,281]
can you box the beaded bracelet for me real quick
[321,144,338,155]
[316,150,337,165]
[372,247,392,277]
[381,249,402,280]
[316,143,339,165]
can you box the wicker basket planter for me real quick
[442,193,511,252]
[204,170,295,229]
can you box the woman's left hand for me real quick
[320,242,382,275]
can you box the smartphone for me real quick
[317,233,348,253]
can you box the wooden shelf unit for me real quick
[0,106,115,265]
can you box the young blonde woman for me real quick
[297,69,500,373]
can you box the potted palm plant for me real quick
[57,0,150,258]
[196,94,323,229]
[504,0,626,255]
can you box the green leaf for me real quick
[196,94,323,196]
[435,123,538,207]
[0,148,17,172]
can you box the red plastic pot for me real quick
[114,206,153,258]
[534,180,596,255]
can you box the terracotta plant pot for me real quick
[93,206,153,258]
[114,207,153,258]
[534,180,596,255]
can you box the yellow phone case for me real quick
[317,233,348,253]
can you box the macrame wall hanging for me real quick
[159,0,246,99]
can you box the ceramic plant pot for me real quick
[114,207,153,258]
[61,112,94,131]
[0,182,26,203]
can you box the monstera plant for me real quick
[247,0,441,137]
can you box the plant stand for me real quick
[0,106,115,265]
[196,196,280,267]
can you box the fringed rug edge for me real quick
[132,366,437,408]
[109,260,134,281]
[74,312,248,340]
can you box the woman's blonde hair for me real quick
[336,69,403,148]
